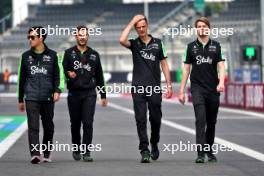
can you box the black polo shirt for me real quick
[128,35,167,86]
[184,38,225,93]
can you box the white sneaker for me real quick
[43,155,52,163]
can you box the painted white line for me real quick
[0,121,27,158]
[1,92,263,119]
[163,99,264,120]
[108,103,134,114]
[0,93,17,97]
[162,119,264,162]
[108,102,264,162]
[164,116,263,120]
[0,93,122,98]
[0,118,13,123]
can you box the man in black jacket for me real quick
[17,26,63,164]
[63,25,107,162]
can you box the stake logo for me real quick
[30,66,48,75]
[74,61,91,71]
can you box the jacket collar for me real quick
[30,43,49,55]
[74,45,91,55]
[195,38,212,48]
[137,34,154,46]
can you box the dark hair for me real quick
[28,26,47,41]
[134,16,148,28]
[195,17,210,28]
[76,25,89,35]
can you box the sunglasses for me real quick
[27,35,37,40]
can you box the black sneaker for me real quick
[151,144,159,160]
[83,152,93,162]
[31,155,41,164]
[195,153,205,163]
[72,151,81,161]
[206,152,217,162]
[140,150,151,163]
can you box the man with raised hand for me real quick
[120,15,172,163]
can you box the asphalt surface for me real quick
[0,96,264,176]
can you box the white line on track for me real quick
[0,121,27,158]
[2,93,264,119]
[107,102,264,162]
[163,98,264,120]
[1,93,264,161]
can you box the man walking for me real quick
[17,26,63,164]
[63,25,107,162]
[179,17,225,163]
[120,15,172,163]
[3,68,11,91]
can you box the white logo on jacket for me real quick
[71,50,77,59]
[90,54,97,61]
[43,55,51,62]
[196,55,213,65]
[74,61,91,71]
[30,66,48,75]
[140,51,156,61]
[146,43,159,50]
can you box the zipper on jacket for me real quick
[37,57,41,100]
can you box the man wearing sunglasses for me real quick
[63,25,107,162]
[17,26,63,164]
